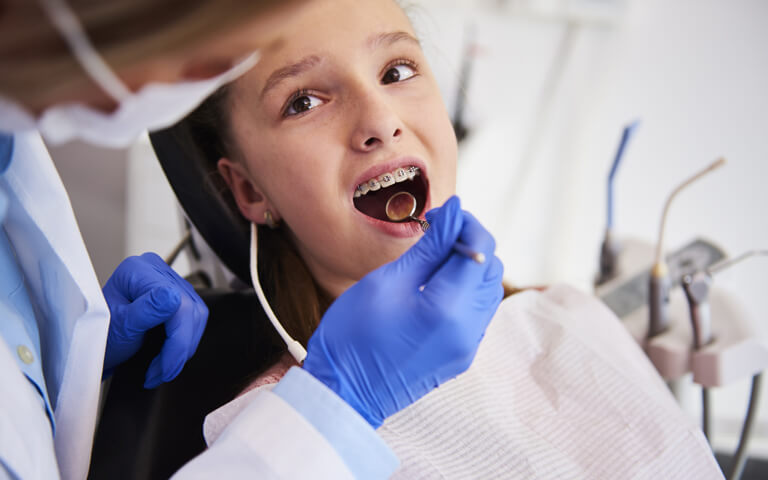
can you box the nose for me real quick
[350,90,403,152]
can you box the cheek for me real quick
[250,131,336,197]
[268,156,338,219]
[424,105,459,203]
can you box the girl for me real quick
[184,0,722,477]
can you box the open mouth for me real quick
[353,166,428,222]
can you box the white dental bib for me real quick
[203,285,723,479]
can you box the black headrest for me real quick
[149,124,251,285]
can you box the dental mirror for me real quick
[384,191,485,264]
[385,191,431,231]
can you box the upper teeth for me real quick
[354,166,420,198]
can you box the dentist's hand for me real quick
[102,252,209,388]
[303,196,504,428]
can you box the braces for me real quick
[354,166,420,198]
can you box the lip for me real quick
[355,213,427,237]
[350,156,431,238]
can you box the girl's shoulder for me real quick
[240,352,299,395]
[203,352,300,445]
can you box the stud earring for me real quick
[264,210,279,229]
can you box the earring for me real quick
[264,210,279,229]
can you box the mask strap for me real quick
[37,0,132,102]
[250,223,307,364]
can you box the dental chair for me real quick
[88,123,283,480]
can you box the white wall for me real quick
[48,141,128,284]
[414,0,768,458]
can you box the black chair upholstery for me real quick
[89,289,284,480]
[148,124,251,285]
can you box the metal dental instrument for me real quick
[385,190,431,231]
[681,250,768,348]
[707,249,768,276]
[385,191,486,264]
[682,249,767,462]
[648,157,726,338]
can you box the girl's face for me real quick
[222,0,457,297]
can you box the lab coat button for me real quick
[17,345,34,364]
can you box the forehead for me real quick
[252,0,414,75]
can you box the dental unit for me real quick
[648,157,726,338]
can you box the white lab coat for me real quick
[0,132,109,480]
[0,132,356,479]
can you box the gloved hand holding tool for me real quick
[303,196,504,427]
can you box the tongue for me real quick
[385,192,415,221]
[354,184,407,221]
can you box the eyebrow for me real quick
[259,31,420,100]
[367,30,421,49]
[260,54,322,100]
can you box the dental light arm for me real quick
[648,157,726,338]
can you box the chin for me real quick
[363,242,413,273]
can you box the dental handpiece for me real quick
[684,249,768,347]
[681,271,713,350]
[385,191,485,264]
[649,157,726,338]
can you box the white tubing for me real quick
[250,223,307,363]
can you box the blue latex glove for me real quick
[303,196,504,427]
[102,252,209,388]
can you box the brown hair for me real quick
[185,85,331,348]
[0,0,297,107]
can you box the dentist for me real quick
[0,0,502,478]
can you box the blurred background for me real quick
[48,0,768,466]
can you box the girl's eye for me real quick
[382,64,416,85]
[284,93,324,116]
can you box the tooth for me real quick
[378,173,395,188]
[357,167,420,196]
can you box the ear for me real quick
[217,157,278,225]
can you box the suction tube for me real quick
[249,223,307,363]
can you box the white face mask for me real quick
[0,0,259,148]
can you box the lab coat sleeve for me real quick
[173,367,399,479]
